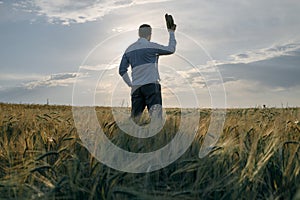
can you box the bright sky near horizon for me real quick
[0,0,299,108]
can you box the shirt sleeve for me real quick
[119,53,132,87]
[152,31,177,55]
[119,53,130,76]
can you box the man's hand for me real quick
[122,72,132,87]
[165,13,176,31]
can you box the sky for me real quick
[0,0,299,108]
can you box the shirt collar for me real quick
[138,37,149,43]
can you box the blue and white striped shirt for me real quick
[119,31,176,86]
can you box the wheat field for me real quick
[0,103,299,199]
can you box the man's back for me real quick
[119,31,176,86]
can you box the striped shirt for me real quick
[119,31,176,86]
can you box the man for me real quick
[119,14,177,122]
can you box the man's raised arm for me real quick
[152,13,177,55]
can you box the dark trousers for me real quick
[131,83,162,118]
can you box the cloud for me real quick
[79,63,118,71]
[0,73,42,81]
[222,79,300,108]
[112,27,124,33]
[17,0,174,25]
[0,72,89,105]
[210,42,300,66]
[214,42,300,90]
[23,72,83,89]
[219,52,300,89]
[0,84,74,105]
[177,42,300,92]
[176,66,233,90]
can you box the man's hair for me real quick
[139,24,152,38]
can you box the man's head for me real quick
[139,24,152,41]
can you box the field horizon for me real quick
[0,103,299,199]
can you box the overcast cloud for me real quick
[14,0,175,25]
[0,0,299,107]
